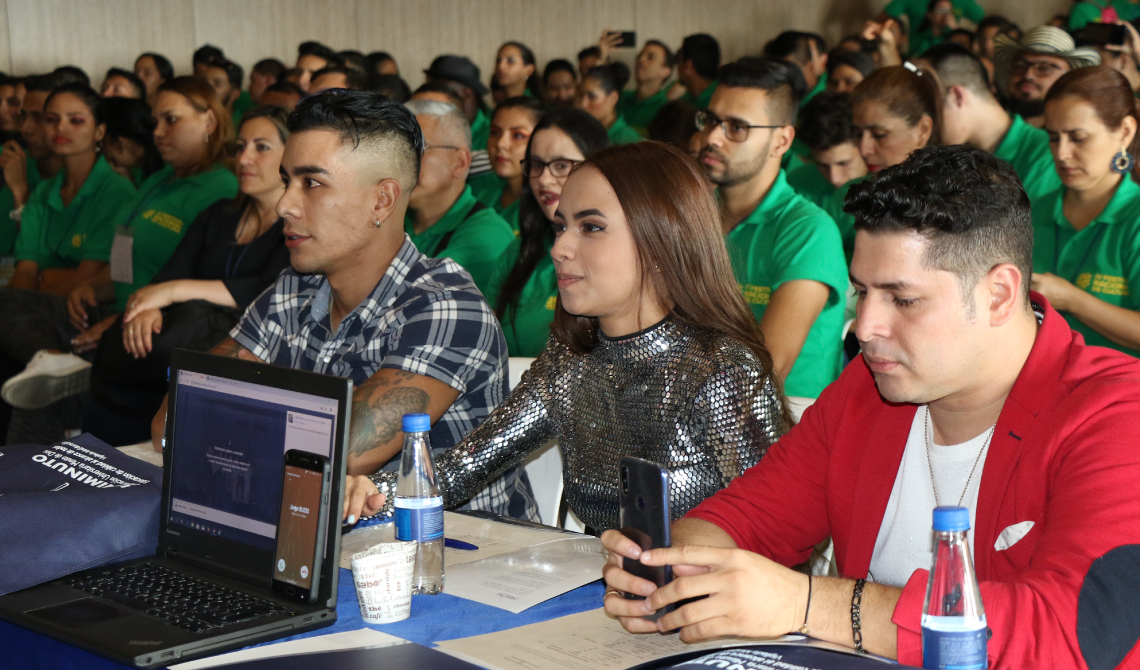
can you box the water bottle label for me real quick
[394,497,443,541]
[922,625,987,670]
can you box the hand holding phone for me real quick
[618,457,673,621]
[272,450,331,604]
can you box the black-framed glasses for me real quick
[694,110,784,142]
[522,158,581,179]
[1009,58,1065,78]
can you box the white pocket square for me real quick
[994,520,1035,551]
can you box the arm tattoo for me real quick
[349,385,430,458]
[210,338,246,358]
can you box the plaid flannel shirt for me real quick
[232,236,537,520]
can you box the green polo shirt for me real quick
[471,109,491,153]
[1032,179,1140,357]
[113,163,238,310]
[231,90,255,129]
[883,0,983,45]
[785,161,835,208]
[619,88,670,137]
[486,237,558,357]
[499,198,521,236]
[0,154,43,255]
[607,116,643,145]
[15,156,135,270]
[404,184,515,296]
[725,171,847,397]
[468,171,505,207]
[680,80,719,110]
[800,73,828,109]
[821,177,866,265]
[994,114,1062,203]
[908,28,946,58]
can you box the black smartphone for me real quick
[610,30,637,48]
[618,456,672,621]
[1082,23,1126,46]
[272,450,332,604]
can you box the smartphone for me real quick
[1081,23,1126,46]
[618,456,673,621]
[609,30,637,48]
[272,450,332,604]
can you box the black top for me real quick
[150,198,290,309]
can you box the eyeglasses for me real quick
[1009,58,1065,78]
[522,158,581,179]
[694,110,784,142]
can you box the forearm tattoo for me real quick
[349,372,430,458]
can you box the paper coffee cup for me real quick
[350,540,417,624]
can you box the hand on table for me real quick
[343,474,386,523]
[123,308,163,358]
[601,529,808,642]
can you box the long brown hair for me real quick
[1045,65,1140,182]
[851,64,944,146]
[551,141,792,428]
[156,76,235,173]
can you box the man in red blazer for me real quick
[602,145,1140,670]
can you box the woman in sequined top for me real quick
[347,141,791,531]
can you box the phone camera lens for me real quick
[636,495,645,510]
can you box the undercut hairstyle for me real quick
[45,82,104,125]
[193,44,224,67]
[253,58,287,80]
[404,98,472,149]
[289,90,424,191]
[1045,66,1140,181]
[717,57,801,126]
[763,31,828,65]
[845,145,1033,307]
[137,53,174,82]
[851,65,944,146]
[827,49,876,80]
[921,43,993,99]
[311,65,367,91]
[411,81,465,110]
[584,62,631,96]
[678,34,721,80]
[103,67,146,98]
[101,96,163,180]
[578,46,602,62]
[368,74,411,102]
[51,66,88,87]
[644,39,677,70]
[798,92,859,152]
[543,59,576,84]
[551,141,793,430]
[205,57,243,92]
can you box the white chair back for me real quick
[508,357,565,527]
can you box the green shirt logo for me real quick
[142,209,184,234]
[740,283,772,306]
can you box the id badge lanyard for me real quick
[110,177,171,285]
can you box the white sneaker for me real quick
[1,351,92,409]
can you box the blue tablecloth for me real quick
[0,566,605,669]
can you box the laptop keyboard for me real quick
[64,564,291,634]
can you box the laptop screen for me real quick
[167,370,339,552]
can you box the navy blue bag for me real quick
[0,433,162,595]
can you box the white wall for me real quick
[0,0,1070,89]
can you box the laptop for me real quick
[0,349,353,668]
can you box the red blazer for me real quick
[688,295,1140,669]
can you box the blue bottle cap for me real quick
[402,413,431,432]
[932,506,970,532]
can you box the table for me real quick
[0,566,605,669]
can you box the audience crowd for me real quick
[2,2,1140,667]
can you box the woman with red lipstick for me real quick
[1031,66,1140,358]
[469,97,544,232]
[850,64,942,174]
[487,108,609,357]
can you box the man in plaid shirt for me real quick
[150,91,537,521]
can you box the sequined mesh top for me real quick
[371,317,785,531]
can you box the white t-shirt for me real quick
[868,406,993,588]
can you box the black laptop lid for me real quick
[159,350,351,610]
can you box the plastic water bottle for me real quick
[394,413,444,595]
[922,506,988,669]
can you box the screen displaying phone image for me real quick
[274,463,324,592]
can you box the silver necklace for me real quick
[924,407,994,507]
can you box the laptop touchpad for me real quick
[27,598,133,629]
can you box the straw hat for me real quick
[993,26,1101,95]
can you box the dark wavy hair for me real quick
[844,144,1033,305]
[496,108,608,325]
[798,91,859,152]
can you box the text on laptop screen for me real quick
[168,370,338,551]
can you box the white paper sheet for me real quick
[338,511,581,570]
[116,441,164,467]
[437,608,805,670]
[169,628,407,669]
[443,536,606,613]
